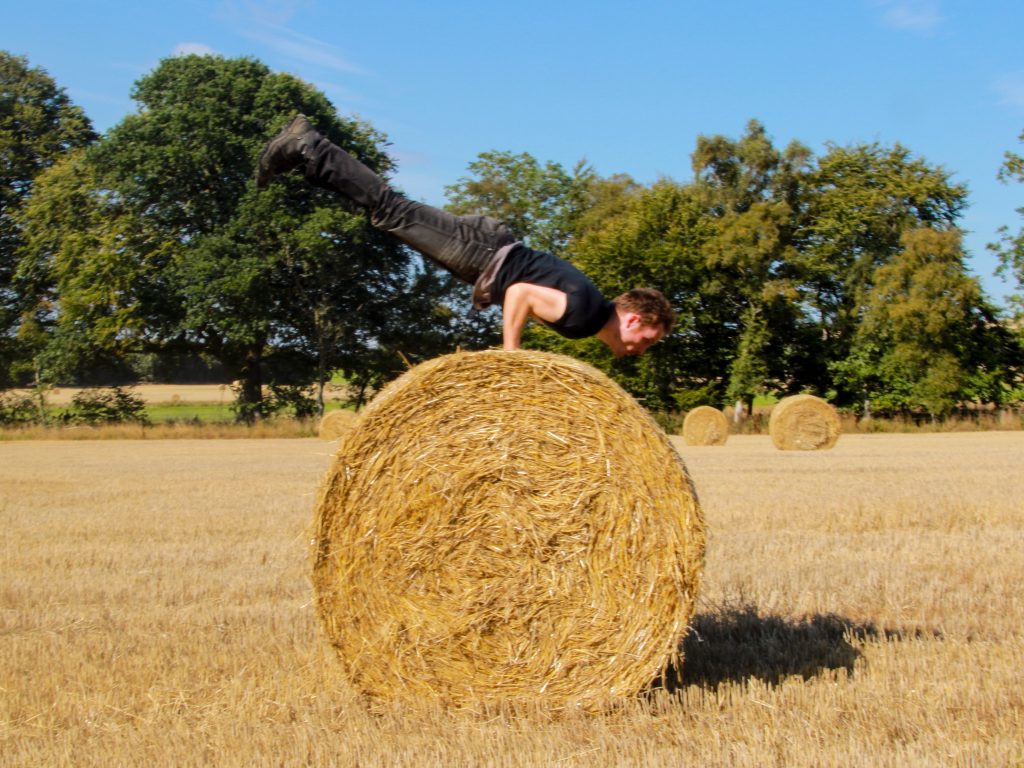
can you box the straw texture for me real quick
[769,394,841,451]
[317,409,359,441]
[682,406,729,446]
[312,349,705,709]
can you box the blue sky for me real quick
[5,0,1023,306]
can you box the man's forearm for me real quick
[501,287,532,350]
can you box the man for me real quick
[256,116,674,356]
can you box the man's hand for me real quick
[501,283,568,350]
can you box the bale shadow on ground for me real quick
[652,604,934,693]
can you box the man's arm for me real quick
[501,283,568,350]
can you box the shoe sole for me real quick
[256,114,312,188]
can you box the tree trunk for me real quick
[315,320,327,418]
[33,365,48,425]
[236,345,264,423]
[316,379,326,418]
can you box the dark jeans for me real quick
[305,139,516,284]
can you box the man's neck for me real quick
[595,309,623,355]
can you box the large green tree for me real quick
[445,150,596,256]
[0,51,95,385]
[804,142,967,400]
[442,149,623,378]
[834,226,1013,416]
[690,120,814,411]
[990,128,1024,319]
[16,150,150,385]
[568,179,723,409]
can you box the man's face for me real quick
[612,313,665,357]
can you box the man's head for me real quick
[599,288,676,357]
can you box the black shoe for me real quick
[255,115,321,188]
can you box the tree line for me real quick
[2,51,1023,421]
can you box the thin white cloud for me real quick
[219,0,361,74]
[239,0,306,26]
[173,42,219,57]
[994,72,1024,109]
[239,25,362,73]
[877,0,944,33]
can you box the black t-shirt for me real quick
[491,245,615,339]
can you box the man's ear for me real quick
[623,311,644,328]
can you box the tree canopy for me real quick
[1,51,96,386]
[990,128,1024,319]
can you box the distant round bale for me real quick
[682,406,729,446]
[317,409,359,441]
[769,394,841,451]
[312,349,705,709]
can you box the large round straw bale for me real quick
[317,408,358,441]
[312,349,705,709]
[682,406,729,446]
[769,394,841,451]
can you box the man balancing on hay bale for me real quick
[256,115,675,357]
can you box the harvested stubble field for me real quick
[14,383,239,406]
[2,432,1023,767]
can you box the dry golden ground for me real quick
[2,433,1023,766]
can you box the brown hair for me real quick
[613,288,676,333]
